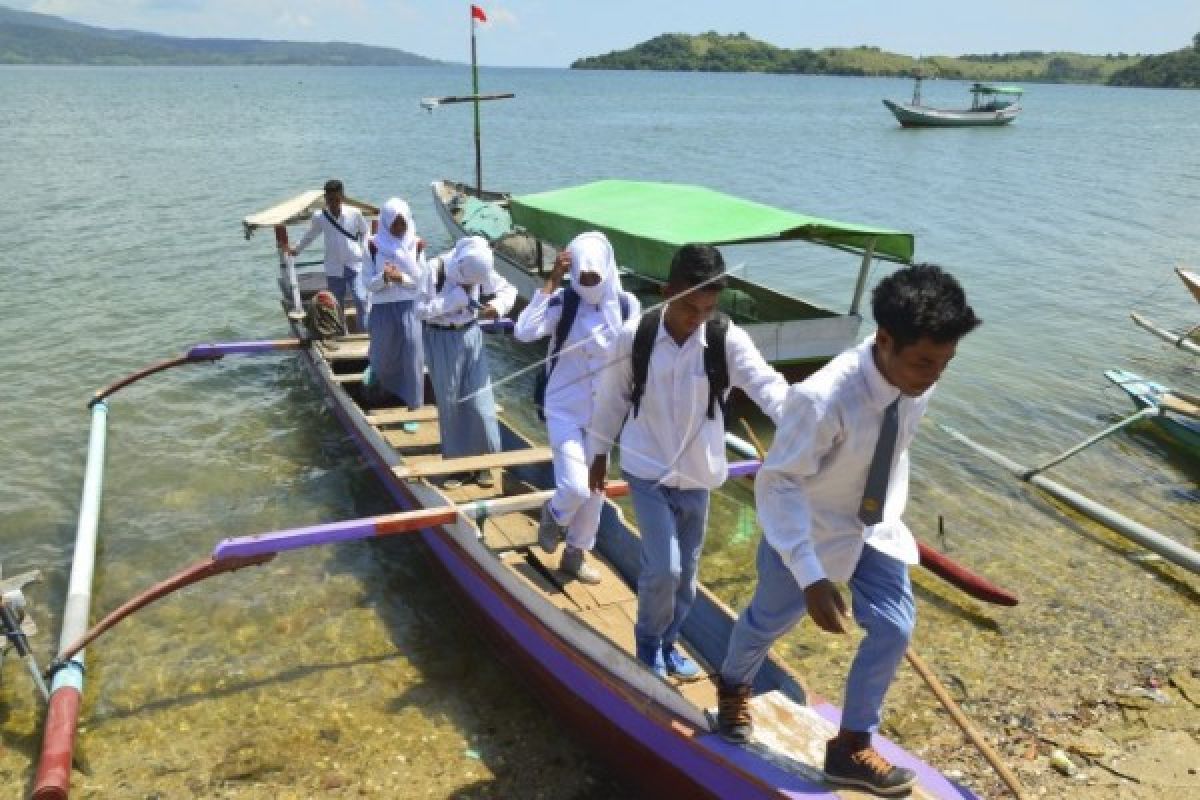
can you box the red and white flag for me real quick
[470,4,487,23]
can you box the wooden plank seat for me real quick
[367,405,504,427]
[318,339,370,360]
[392,447,553,480]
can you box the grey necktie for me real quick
[859,397,900,526]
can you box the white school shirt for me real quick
[292,207,369,278]
[586,315,788,491]
[514,288,640,430]
[755,334,929,590]
[418,255,517,326]
[361,239,424,304]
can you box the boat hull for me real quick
[1104,368,1200,455]
[883,99,1019,127]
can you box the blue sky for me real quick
[12,0,1200,66]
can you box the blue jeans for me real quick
[327,268,368,330]
[625,472,710,657]
[720,539,914,733]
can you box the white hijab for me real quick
[374,197,417,263]
[566,231,626,336]
[445,236,493,287]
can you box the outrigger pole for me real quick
[937,422,1200,575]
[46,462,763,668]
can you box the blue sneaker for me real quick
[663,645,703,682]
[635,638,667,679]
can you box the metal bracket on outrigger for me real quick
[0,567,49,699]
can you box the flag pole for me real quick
[470,11,483,194]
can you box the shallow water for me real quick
[0,65,1197,798]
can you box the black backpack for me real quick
[630,307,731,421]
[534,287,634,420]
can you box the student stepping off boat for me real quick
[716,264,981,797]
[514,232,638,584]
[419,236,516,489]
[363,198,427,415]
[587,244,788,680]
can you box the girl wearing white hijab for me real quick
[362,197,426,412]
[514,231,639,583]
[419,236,517,488]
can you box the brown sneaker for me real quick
[715,679,753,743]
[824,732,916,796]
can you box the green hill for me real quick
[1108,34,1200,88]
[571,32,1143,84]
[0,5,439,66]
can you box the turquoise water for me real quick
[0,65,1197,797]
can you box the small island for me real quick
[572,31,1200,88]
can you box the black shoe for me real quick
[715,679,753,744]
[824,733,916,796]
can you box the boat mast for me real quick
[470,8,484,193]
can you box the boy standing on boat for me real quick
[587,244,788,680]
[715,263,980,796]
[515,232,638,584]
[419,236,516,489]
[288,179,370,330]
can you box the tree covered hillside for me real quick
[1108,34,1200,88]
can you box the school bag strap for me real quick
[533,288,635,421]
[322,209,364,242]
[631,310,730,420]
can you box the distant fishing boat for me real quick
[883,77,1022,127]
[1104,368,1200,455]
[433,178,915,380]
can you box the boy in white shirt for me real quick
[288,179,370,329]
[587,244,787,680]
[716,263,981,797]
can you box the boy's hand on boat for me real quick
[477,305,499,320]
[588,455,608,491]
[804,580,849,634]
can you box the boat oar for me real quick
[89,339,305,407]
[48,459,763,667]
[738,421,1028,796]
[731,422,1017,606]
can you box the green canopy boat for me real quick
[433,179,914,377]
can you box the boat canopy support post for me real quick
[848,237,878,315]
[1022,407,1160,478]
[275,225,303,315]
[33,401,109,800]
[937,423,1200,576]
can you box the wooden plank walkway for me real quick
[392,447,553,480]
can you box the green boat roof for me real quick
[970,83,1024,95]
[509,180,914,281]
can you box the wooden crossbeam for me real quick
[367,405,505,426]
[392,447,553,480]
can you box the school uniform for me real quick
[514,234,638,554]
[587,314,787,670]
[419,237,516,459]
[720,333,927,733]
[292,205,370,327]
[362,198,425,410]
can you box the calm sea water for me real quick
[0,65,1197,797]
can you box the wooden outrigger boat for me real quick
[228,193,979,798]
[1104,368,1200,455]
[1178,267,1200,304]
[883,78,1022,128]
[433,178,915,381]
